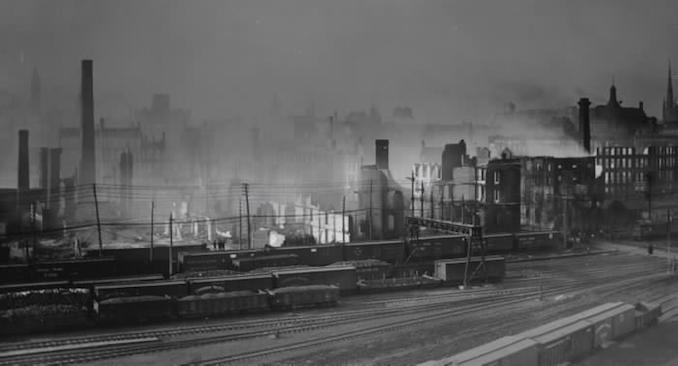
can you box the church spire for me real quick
[608,79,619,107]
[664,60,677,123]
[667,60,674,106]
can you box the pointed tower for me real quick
[30,67,41,112]
[663,61,678,124]
[607,81,620,108]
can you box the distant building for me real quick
[355,140,405,240]
[590,84,654,149]
[482,157,521,233]
[663,62,678,125]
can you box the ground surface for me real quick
[1,241,676,366]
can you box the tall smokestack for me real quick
[578,98,591,154]
[80,59,95,185]
[18,130,29,192]
[375,139,389,170]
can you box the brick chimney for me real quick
[80,59,95,185]
[578,98,591,154]
[375,139,389,170]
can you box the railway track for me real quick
[0,252,670,366]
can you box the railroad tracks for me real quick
[0,254,671,366]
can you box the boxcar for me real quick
[272,265,357,293]
[533,321,594,366]
[32,257,117,281]
[178,249,263,272]
[459,338,539,366]
[94,280,188,301]
[408,235,466,262]
[635,301,662,329]
[484,233,515,254]
[269,285,339,310]
[515,232,560,252]
[434,256,505,284]
[343,240,405,264]
[0,264,30,284]
[187,273,273,294]
[95,295,176,324]
[232,254,299,271]
[274,245,344,266]
[177,291,269,318]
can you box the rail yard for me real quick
[0,242,675,366]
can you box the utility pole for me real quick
[410,171,415,217]
[461,195,465,224]
[30,202,36,261]
[430,186,434,219]
[368,179,373,240]
[562,195,568,249]
[150,201,154,262]
[420,182,424,218]
[238,198,243,250]
[247,185,252,249]
[92,183,103,257]
[342,195,346,244]
[169,213,173,277]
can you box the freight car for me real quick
[483,233,515,254]
[177,291,269,318]
[95,295,176,325]
[232,254,299,271]
[272,265,357,293]
[515,231,560,251]
[407,235,467,262]
[187,273,273,294]
[434,256,506,284]
[268,285,340,310]
[94,280,188,301]
[342,240,405,263]
[178,249,260,272]
[273,245,344,266]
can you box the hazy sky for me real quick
[1,0,678,122]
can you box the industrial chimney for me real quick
[375,139,389,170]
[18,130,29,192]
[578,98,591,154]
[80,60,95,185]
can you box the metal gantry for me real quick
[405,216,486,287]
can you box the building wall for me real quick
[483,159,521,233]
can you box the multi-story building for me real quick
[595,145,678,222]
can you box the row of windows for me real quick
[414,163,441,180]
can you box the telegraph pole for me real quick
[420,182,424,218]
[238,198,243,250]
[430,186,434,218]
[150,201,154,262]
[562,195,568,249]
[369,179,373,240]
[92,183,103,257]
[169,212,173,276]
[246,184,252,249]
[342,195,346,244]
[410,171,415,217]
[30,202,36,261]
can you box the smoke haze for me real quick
[1,0,677,123]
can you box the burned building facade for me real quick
[355,140,405,240]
